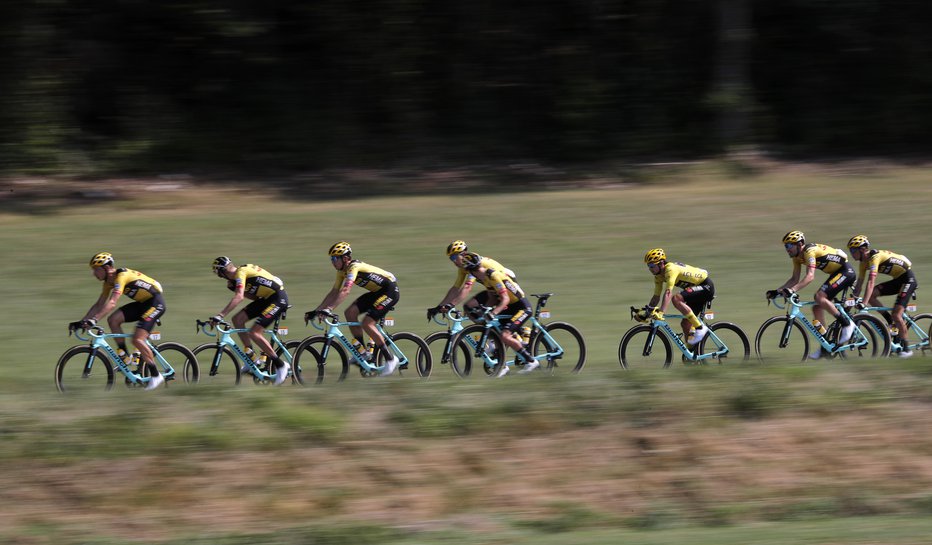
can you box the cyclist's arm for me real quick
[316,281,352,312]
[83,291,117,322]
[216,283,246,318]
[779,262,803,291]
[490,286,510,317]
[861,270,879,302]
[656,288,673,314]
[438,284,470,308]
[791,265,817,292]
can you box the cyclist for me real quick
[71,252,167,390]
[767,230,857,359]
[847,235,918,357]
[459,251,539,377]
[211,256,291,385]
[306,242,401,376]
[428,240,517,325]
[640,248,713,346]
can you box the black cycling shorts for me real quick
[502,297,534,333]
[680,279,715,316]
[119,293,166,333]
[242,290,289,328]
[352,284,400,320]
[877,270,917,307]
[819,263,856,299]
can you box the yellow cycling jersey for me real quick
[792,243,848,274]
[454,256,514,289]
[653,262,709,296]
[476,268,525,304]
[101,268,162,302]
[860,249,911,279]
[234,264,284,300]
[334,260,397,293]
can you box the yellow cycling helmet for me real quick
[89,252,113,268]
[782,230,805,244]
[644,248,666,265]
[847,234,870,249]
[446,240,468,256]
[328,241,352,257]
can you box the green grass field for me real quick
[2,162,932,544]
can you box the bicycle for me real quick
[193,309,304,385]
[424,307,478,377]
[847,295,932,357]
[56,324,198,393]
[446,293,587,377]
[755,294,890,362]
[618,306,750,369]
[292,308,431,383]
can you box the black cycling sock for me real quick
[517,348,534,362]
[271,356,285,369]
[837,313,851,326]
[146,363,160,376]
[881,310,893,325]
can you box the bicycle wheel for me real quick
[56,346,115,393]
[192,343,242,385]
[277,339,306,385]
[155,342,199,384]
[531,321,587,374]
[384,332,432,378]
[698,322,751,363]
[293,335,348,384]
[755,317,810,363]
[618,325,673,369]
[840,314,890,359]
[424,331,472,378]
[451,324,506,377]
[906,313,932,354]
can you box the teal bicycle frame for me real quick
[849,299,931,355]
[195,316,299,384]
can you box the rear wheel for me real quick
[155,342,199,384]
[375,332,432,378]
[698,322,751,363]
[55,346,114,393]
[618,325,673,369]
[426,331,472,377]
[837,314,890,359]
[530,322,586,374]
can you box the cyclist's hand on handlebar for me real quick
[777,287,795,298]
[765,289,779,300]
[209,314,223,325]
[649,308,664,321]
[68,320,84,332]
[426,306,440,321]
[634,308,650,323]
[483,309,498,324]
[304,310,318,324]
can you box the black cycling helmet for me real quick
[212,256,232,277]
[460,252,482,270]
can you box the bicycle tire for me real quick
[698,322,751,363]
[755,316,810,363]
[384,331,432,378]
[191,343,242,385]
[530,321,587,374]
[451,324,506,377]
[55,345,114,393]
[618,324,673,369]
[155,342,199,384]
[425,331,471,377]
[293,335,348,384]
[907,313,932,354]
[845,314,890,359]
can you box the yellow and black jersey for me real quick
[334,260,396,293]
[653,262,709,296]
[454,257,514,289]
[101,268,162,302]
[792,243,848,274]
[234,264,284,300]
[860,249,911,279]
[477,268,525,305]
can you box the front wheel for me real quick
[293,336,347,384]
[425,331,472,377]
[530,322,587,374]
[906,313,932,354]
[840,314,890,359]
[618,324,673,369]
[451,324,506,377]
[698,322,751,363]
[755,317,810,363]
[191,343,241,385]
[155,342,199,384]
[55,346,115,393]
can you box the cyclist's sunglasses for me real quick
[449,252,463,262]
[784,243,796,250]
[330,255,342,262]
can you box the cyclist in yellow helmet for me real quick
[212,256,291,384]
[767,231,857,358]
[71,252,167,390]
[640,248,714,346]
[429,240,517,324]
[847,235,917,357]
[306,242,401,376]
[457,251,540,377]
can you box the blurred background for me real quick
[1,0,931,177]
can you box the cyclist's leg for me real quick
[503,299,537,370]
[248,293,287,360]
[678,281,713,342]
[464,291,493,322]
[131,295,165,367]
[107,304,132,352]
[890,272,917,348]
